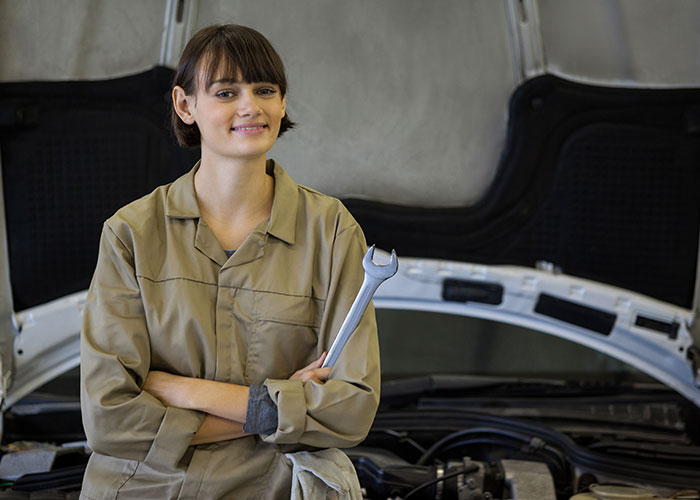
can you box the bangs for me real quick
[198,30,288,93]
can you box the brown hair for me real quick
[171,24,296,148]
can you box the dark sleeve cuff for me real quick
[243,383,279,435]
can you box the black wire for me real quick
[401,464,479,500]
[416,427,536,465]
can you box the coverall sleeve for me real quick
[263,222,381,448]
[80,223,205,469]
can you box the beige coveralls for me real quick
[79,161,380,499]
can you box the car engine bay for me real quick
[346,385,700,500]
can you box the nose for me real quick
[237,89,261,117]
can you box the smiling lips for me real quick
[231,123,267,135]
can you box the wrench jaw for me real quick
[322,245,399,368]
[362,245,399,280]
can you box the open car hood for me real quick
[372,251,700,407]
[347,74,700,407]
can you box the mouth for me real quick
[231,123,268,134]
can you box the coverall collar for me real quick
[165,159,299,246]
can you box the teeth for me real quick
[235,126,263,130]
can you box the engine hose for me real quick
[416,427,552,466]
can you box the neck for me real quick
[194,150,274,223]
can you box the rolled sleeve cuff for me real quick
[143,406,205,468]
[262,379,306,444]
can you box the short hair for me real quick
[171,24,296,148]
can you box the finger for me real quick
[290,367,309,381]
[301,356,323,372]
[301,367,331,383]
[290,353,331,381]
[309,351,327,369]
[301,372,324,384]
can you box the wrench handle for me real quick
[322,276,380,368]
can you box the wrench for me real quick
[322,245,398,368]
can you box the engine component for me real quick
[347,447,439,499]
[347,446,561,500]
[445,458,487,500]
[501,460,556,500]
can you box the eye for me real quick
[216,90,236,98]
[257,87,278,96]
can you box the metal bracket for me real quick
[505,0,547,84]
[159,0,200,68]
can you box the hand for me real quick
[143,370,189,408]
[290,352,332,384]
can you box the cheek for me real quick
[198,110,230,132]
[269,106,285,127]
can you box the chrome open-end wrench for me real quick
[322,245,398,368]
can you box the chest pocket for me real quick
[247,292,324,382]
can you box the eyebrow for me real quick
[205,78,279,92]
[206,78,242,90]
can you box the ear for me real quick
[172,86,196,125]
[281,95,286,115]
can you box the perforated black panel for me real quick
[508,123,700,305]
[0,68,198,310]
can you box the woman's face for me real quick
[175,68,286,163]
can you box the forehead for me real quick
[200,69,243,90]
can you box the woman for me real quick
[80,24,380,499]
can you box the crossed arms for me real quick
[143,353,331,444]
